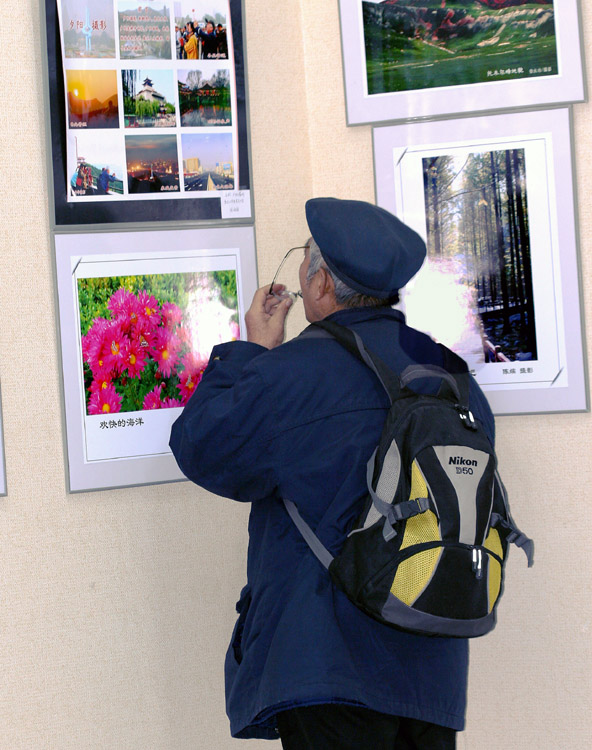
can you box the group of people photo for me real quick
[175,18,228,60]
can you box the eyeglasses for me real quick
[268,245,307,303]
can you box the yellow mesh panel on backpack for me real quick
[391,547,442,606]
[400,461,441,551]
[391,461,442,605]
[484,527,503,612]
[409,459,427,503]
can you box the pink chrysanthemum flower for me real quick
[83,318,119,380]
[137,290,162,329]
[162,397,182,409]
[107,288,134,318]
[162,302,183,330]
[89,376,112,394]
[152,328,181,378]
[118,292,144,333]
[143,384,163,410]
[176,352,208,404]
[122,337,147,378]
[88,383,122,415]
[102,321,128,376]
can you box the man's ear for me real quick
[315,266,335,301]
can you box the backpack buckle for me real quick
[456,405,477,431]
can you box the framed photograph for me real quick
[339,1,585,126]
[373,107,587,415]
[54,225,258,491]
[43,0,253,226]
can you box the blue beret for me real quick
[305,198,426,298]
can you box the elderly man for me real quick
[170,198,494,749]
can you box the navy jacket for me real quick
[170,307,495,739]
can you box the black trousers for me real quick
[277,704,456,750]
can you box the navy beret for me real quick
[305,198,426,298]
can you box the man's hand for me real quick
[245,285,293,349]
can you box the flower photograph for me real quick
[78,270,239,415]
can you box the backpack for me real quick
[284,319,534,638]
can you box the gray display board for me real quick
[339,1,585,126]
[44,0,253,227]
[54,225,258,491]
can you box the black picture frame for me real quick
[43,0,252,227]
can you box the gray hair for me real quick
[306,237,399,308]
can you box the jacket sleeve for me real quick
[169,340,278,502]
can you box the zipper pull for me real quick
[472,548,483,580]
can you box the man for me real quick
[215,22,228,57]
[170,198,495,749]
[196,20,220,59]
[96,167,117,195]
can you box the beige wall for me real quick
[0,1,590,747]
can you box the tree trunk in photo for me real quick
[423,161,432,249]
[505,149,521,316]
[432,169,442,256]
[490,152,510,333]
[512,149,537,358]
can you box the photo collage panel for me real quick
[57,0,245,212]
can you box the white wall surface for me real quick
[0,1,590,747]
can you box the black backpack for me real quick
[284,319,534,638]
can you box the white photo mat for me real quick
[339,1,585,126]
[373,107,587,415]
[55,225,258,491]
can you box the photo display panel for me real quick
[45,0,252,225]
[373,108,587,415]
[339,1,585,125]
[55,226,257,491]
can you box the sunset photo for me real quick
[66,69,119,128]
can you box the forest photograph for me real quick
[422,147,537,363]
[362,0,557,95]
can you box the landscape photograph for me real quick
[420,146,537,363]
[66,69,119,128]
[60,0,116,58]
[181,133,234,191]
[122,69,177,127]
[125,135,180,193]
[362,0,557,95]
[178,68,232,126]
[118,0,172,59]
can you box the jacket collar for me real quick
[323,306,406,326]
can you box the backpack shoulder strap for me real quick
[310,320,471,407]
[310,319,400,404]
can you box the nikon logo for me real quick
[448,456,478,467]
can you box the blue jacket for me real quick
[170,307,495,739]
